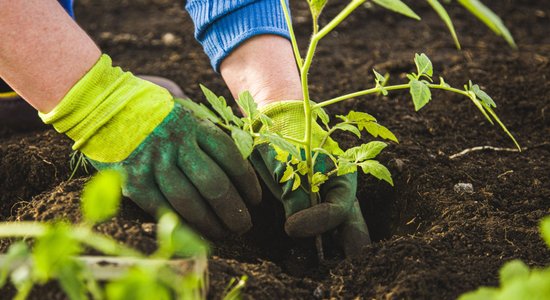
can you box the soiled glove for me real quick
[250,101,370,256]
[40,54,261,239]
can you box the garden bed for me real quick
[1,0,549,298]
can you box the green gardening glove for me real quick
[249,101,371,256]
[40,54,262,239]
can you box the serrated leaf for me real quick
[259,114,273,128]
[175,98,221,124]
[363,122,399,143]
[410,79,432,111]
[358,160,394,186]
[313,106,330,128]
[541,217,550,248]
[280,165,295,183]
[311,172,329,193]
[274,147,290,163]
[414,53,433,77]
[337,111,377,123]
[457,0,517,48]
[231,127,254,159]
[372,0,421,20]
[200,84,236,124]
[297,162,308,176]
[427,0,461,49]
[342,141,388,162]
[471,84,496,108]
[236,91,259,119]
[333,123,361,138]
[81,170,122,224]
[260,133,302,160]
[499,260,530,286]
[292,174,301,191]
[337,160,358,176]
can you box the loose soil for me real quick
[1,0,549,299]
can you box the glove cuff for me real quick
[39,54,173,162]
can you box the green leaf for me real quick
[200,84,236,124]
[540,217,550,248]
[471,83,496,108]
[309,0,328,18]
[333,123,361,138]
[313,106,330,128]
[0,242,30,288]
[410,79,432,111]
[175,98,221,124]
[458,287,499,300]
[457,0,517,48]
[311,172,329,193]
[373,69,387,86]
[499,260,530,286]
[280,165,295,183]
[427,0,461,49]
[414,53,433,77]
[372,0,421,20]
[259,113,273,128]
[106,267,172,300]
[342,141,388,162]
[57,262,87,300]
[363,122,399,143]
[156,212,208,258]
[337,160,357,176]
[260,133,302,160]
[231,127,254,159]
[337,111,377,123]
[81,170,122,224]
[236,91,259,119]
[33,224,82,282]
[292,174,301,191]
[296,162,308,176]
[358,160,394,186]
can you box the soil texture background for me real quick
[1,0,549,299]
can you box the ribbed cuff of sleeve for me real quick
[186,0,291,72]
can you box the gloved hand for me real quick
[249,101,371,256]
[39,54,262,239]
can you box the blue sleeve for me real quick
[58,0,75,17]
[185,0,291,72]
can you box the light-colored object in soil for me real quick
[454,182,474,194]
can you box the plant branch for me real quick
[315,0,366,41]
[280,0,303,69]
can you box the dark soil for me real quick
[1,0,549,299]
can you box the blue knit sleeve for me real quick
[185,0,291,72]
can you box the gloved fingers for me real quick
[196,120,262,206]
[284,174,357,237]
[155,164,226,239]
[335,199,371,257]
[123,173,172,218]
[177,147,252,234]
[284,201,349,237]
[249,148,284,200]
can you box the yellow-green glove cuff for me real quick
[259,100,342,154]
[39,54,173,163]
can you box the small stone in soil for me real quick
[454,182,474,194]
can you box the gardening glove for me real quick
[249,101,371,256]
[39,54,262,239]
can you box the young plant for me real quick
[459,217,550,300]
[179,0,520,259]
[0,170,208,300]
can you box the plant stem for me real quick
[280,0,303,69]
[314,83,471,109]
[315,0,366,41]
